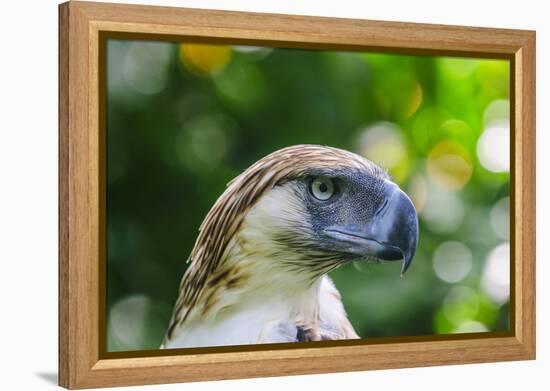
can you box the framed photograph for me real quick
[59,1,536,389]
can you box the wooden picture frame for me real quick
[59,1,536,389]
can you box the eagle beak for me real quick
[324,183,419,275]
[370,185,419,274]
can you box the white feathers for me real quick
[238,182,311,266]
[163,275,355,348]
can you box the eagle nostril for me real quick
[374,199,389,218]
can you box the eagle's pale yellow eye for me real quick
[310,177,335,200]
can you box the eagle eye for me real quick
[310,177,335,201]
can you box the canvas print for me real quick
[106,40,511,352]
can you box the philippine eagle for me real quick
[162,145,418,348]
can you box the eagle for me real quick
[162,144,418,348]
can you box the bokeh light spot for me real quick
[214,62,266,112]
[453,320,489,333]
[407,174,428,213]
[483,99,510,126]
[109,295,157,350]
[481,242,510,304]
[477,120,510,173]
[175,115,233,173]
[357,122,409,183]
[123,41,172,95]
[432,241,473,283]
[180,44,232,77]
[232,45,272,60]
[438,57,478,79]
[427,140,473,191]
[420,183,465,235]
[490,197,510,240]
[440,119,471,138]
[403,82,423,118]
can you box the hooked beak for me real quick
[324,182,419,275]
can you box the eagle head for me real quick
[164,144,418,346]
[238,145,418,278]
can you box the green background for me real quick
[106,40,511,351]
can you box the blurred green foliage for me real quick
[106,40,510,351]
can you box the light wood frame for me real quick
[59,1,536,389]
